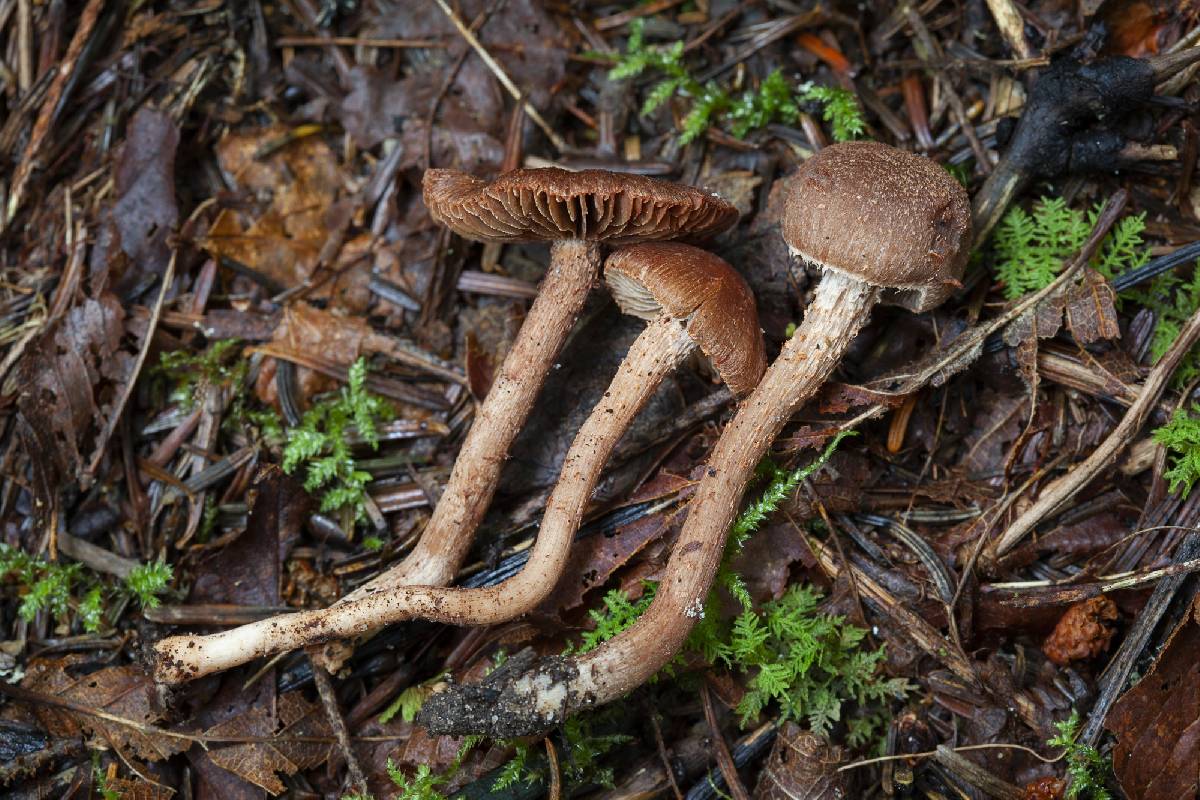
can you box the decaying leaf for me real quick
[21,656,186,762]
[204,692,335,794]
[1106,596,1200,800]
[1064,267,1120,344]
[753,722,846,800]
[1042,595,1118,666]
[203,126,341,290]
[14,293,134,514]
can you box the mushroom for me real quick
[341,169,737,603]
[415,141,972,737]
[151,242,762,684]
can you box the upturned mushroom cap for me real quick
[424,168,738,245]
[782,141,973,313]
[605,243,767,397]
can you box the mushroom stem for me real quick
[152,316,695,685]
[417,270,880,737]
[350,240,600,596]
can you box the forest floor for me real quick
[2,1,1200,798]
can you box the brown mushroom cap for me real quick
[423,168,738,245]
[605,243,766,397]
[782,141,973,313]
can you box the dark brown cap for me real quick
[782,141,972,313]
[605,243,766,396]
[423,168,738,245]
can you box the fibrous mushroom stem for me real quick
[151,316,695,685]
[351,240,600,595]
[418,271,881,736]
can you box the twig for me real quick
[0,680,407,746]
[838,741,1059,772]
[84,251,177,483]
[990,301,1200,557]
[431,0,568,153]
[982,0,1033,59]
[545,738,562,800]
[701,682,751,800]
[5,0,105,228]
[311,660,367,792]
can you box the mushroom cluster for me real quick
[153,170,749,683]
[418,141,972,736]
[153,143,973,741]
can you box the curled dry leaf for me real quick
[1021,776,1065,800]
[1064,267,1121,345]
[753,722,846,800]
[1042,595,1119,666]
[1106,596,1200,800]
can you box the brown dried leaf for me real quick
[108,107,180,282]
[21,657,186,762]
[202,126,340,289]
[254,302,369,407]
[753,723,845,800]
[190,469,310,607]
[1064,267,1120,344]
[204,692,334,795]
[816,382,905,415]
[15,293,133,510]
[1042,595,1118,666]
[1106,597,1200,800]
[1002,292,1065,348]
[102,778,176,800]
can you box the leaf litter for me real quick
[0,1,1200,797]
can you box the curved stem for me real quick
[349,240,600,595]
[153,316,695,684]
[417,271,879,737]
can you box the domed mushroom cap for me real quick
[782,141,973,313]
[424,168,738,245]
[605,243,766,397]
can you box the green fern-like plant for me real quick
[1153,404,1200,497]
[125,560,173,609]
[387,762,449,800]
[0,545,172,632]
[282,357,393,522]
[993,200,1152,300]
[1048,709,1114,800]
[607,22,864,144]
[571,582,656,654]
[797,82,866,142]
[726,585,910,736]
[157,338,244,407]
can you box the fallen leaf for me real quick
[107,107,180,286]
[753,722,845,800]
[15,293,134,519]
[203,126,341,290]
[191,469,308,609]
[204,692,334,794]
[1106,596,1200,800]
[21,656,186,762]
[1064,267,1120,344]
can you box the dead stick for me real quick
[5,0,105,227]
[311,660,367,791]
[991,303,1200,557]
[431,0,568,153]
